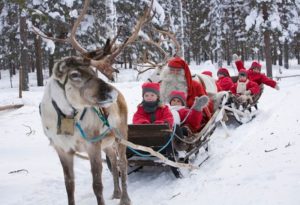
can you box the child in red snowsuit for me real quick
[132,82,174,128]
[230,69,260,104]
[168,90,209,133]
[168,90,209,151]
[233,55,279,90]
[216,68,234,92]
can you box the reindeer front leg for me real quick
[55,147,75,205]
[87,143,105,205]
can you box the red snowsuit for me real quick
[132,104,174,128]
[230,80,261,95]
[216,76,234,91]
[172,106,203,133]
[235,60,277,88]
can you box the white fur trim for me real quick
[237,80,249,94]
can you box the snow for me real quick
[1,61,300,205]
[48,11,65,22]
[69,9,79,18]
[152,0,165,26]
[61,0,75,8]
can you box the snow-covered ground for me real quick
[1,61,300,205]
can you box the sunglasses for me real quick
[239,73,247,77]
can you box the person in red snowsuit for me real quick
[132,82,174,128]
[160,57,214,123]
[216,68,234,92]
[234,56,279,90]
[230,69,261,104]
[168,90,209,133]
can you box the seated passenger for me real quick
[230,69,260,105]
[168,90,209,133]
[233,54,279,90]
[160,57,214,119]
[132,82,174,128]
[216,68,234,91]
[168,90,209,151]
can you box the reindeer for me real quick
[38,0,154,204]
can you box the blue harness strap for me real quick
[76,107,111,143]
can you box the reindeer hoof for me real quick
[112,190,122,199]
[120,198,131,205]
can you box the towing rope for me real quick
[76,107,198,170]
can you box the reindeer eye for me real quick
[69,71,82,81]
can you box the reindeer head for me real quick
[53,56,118,109]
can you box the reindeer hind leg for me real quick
[118,143,131,205]
[104,146,122,199]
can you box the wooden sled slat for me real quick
[128,124,172,147]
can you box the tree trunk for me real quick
[259,47,264,61]
[186,47,191,64]
[262,2,272,77]
[35,35,44,86]
[179,0,185,58]
[283,39,289,69]
[128,53,132,69]
[264,30,272,77]
[20,12,29,91]
[272,45,277,65]
[123,52,127,69]
[226,38,230,66]
[297,48,300,65]
[278,43,283,66]
[49,53,54,77]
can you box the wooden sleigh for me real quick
[222,76,264,125]
[114,100,226,178]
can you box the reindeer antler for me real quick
[33,0,155,81]
[135,26,181,77]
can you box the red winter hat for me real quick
[169,90,187,106]
[217,68,230,77]
[250,61,261,70]
[238,69,248,77]
[142,82,160,96]
[167,57,193,98]
[201,71,213,77]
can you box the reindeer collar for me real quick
[55,77,69,90]
[52,100,77,135]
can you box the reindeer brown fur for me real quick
[40,57,131,205]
